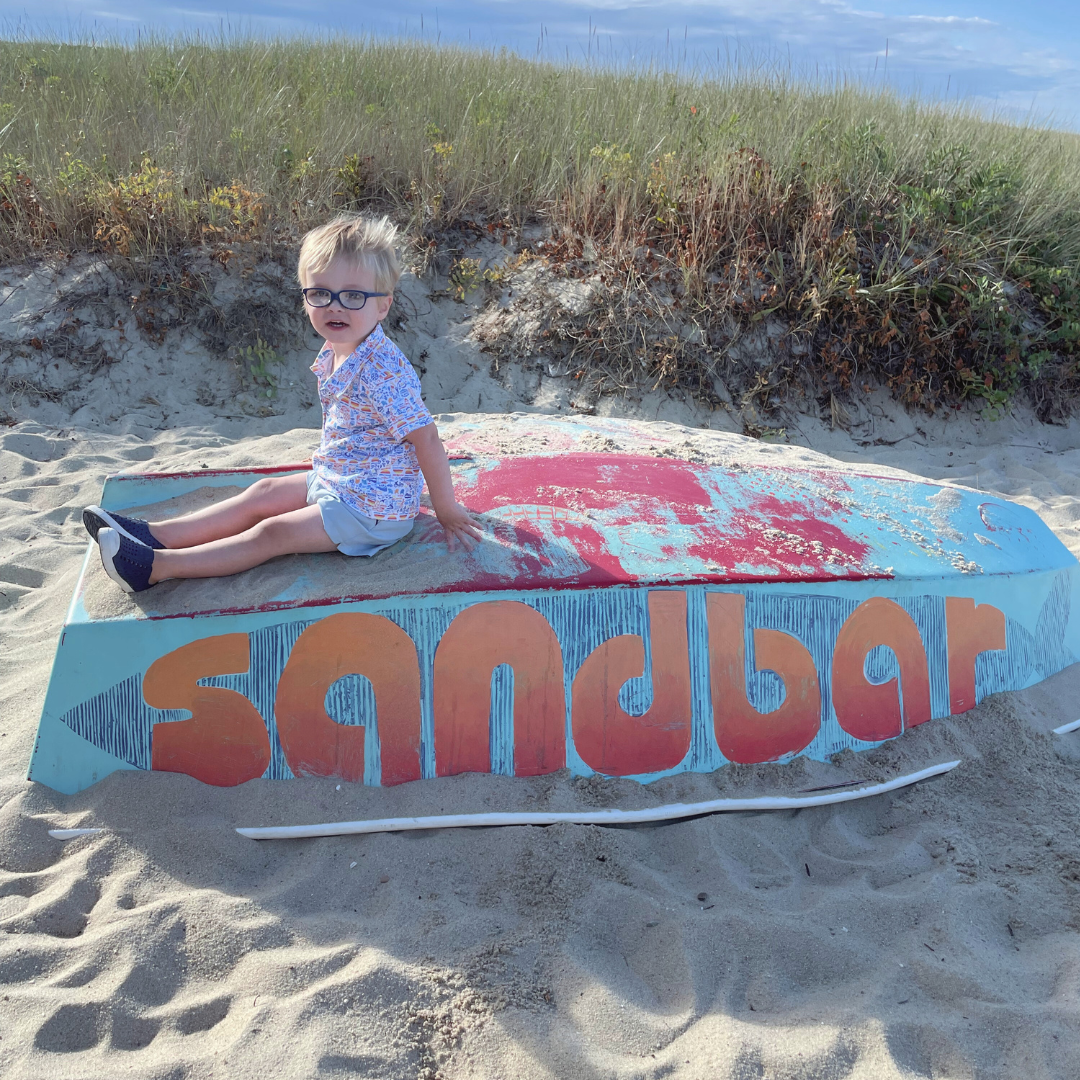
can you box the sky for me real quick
[3,0,1079,131]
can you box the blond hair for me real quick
[297,214,402,293]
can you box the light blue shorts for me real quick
[306,473,415,557]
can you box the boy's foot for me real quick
[82,505,164,550]
[98,528,156,593]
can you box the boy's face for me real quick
[302,256,393,353]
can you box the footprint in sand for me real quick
[34,1002,107,1053]
[1,871,101,940]
[2,483,80,510]
[0,564,45,589]
[34,1001,162,1053]
[0,584,32,611]
[174,996,232,1036]
[0,564,46,609]
[120,444,156,462]
[1,432,71,463]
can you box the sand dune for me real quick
[3,255,1080,1078]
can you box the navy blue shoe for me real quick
[82,505,164,550]
[98,528,155,593]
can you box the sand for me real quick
[3,253,1080,1078]
[78,413,953,624]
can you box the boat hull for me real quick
[29,417,1080,793]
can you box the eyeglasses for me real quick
[301,287,388,310]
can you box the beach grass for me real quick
[2,34,1080,413]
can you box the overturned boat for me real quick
[29,415,1080,793]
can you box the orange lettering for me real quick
[145,634,270,786]
[707,593,820,763]
[276,613,421,784]
[946,597,1006,714]
[433,601,565,777]
[833,598,931,741]
[572,591,692,776]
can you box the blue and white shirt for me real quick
[310,323,433,520]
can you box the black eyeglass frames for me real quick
[301,287,389,310]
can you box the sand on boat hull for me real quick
[28,416,1080,811]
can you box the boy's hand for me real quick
[406,423,484,553]
[434,500,483,552]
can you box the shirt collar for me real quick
[311,323,386,375]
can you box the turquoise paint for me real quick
[31,433,1080,794]
[30,712,140,795]
[99,464,309,512]
[30,568,1080,793]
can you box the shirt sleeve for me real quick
[362,354,433,442]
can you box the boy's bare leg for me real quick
[149,504,337,583]
[148,473,311,549]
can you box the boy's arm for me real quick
[405,423,483,551]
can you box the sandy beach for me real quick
[3,254,1080,1078]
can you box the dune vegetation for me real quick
[2,35,1080,416]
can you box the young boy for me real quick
[84,214,482,593]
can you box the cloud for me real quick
[484,0,1080,125]
[900,16,996,27]
[163,8,233,18]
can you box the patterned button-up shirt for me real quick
[310,323,433,520]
